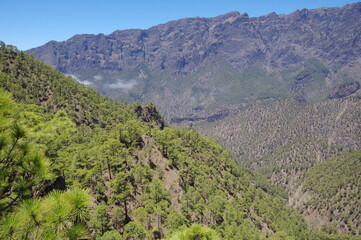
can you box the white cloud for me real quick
[81,80,93,85]
[66,74,80,81]
[105,79,138,90]
[94,74,103,81]
[66,74,93,85]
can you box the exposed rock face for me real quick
[139,135,183,210]
[28,3,361,74]
[27,3,361,121]
[135,103,166,129]
[38,176,67,197]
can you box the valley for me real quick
[193,96,361,234]
[0,1,360,239]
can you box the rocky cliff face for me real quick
[27,3,361,120]
[28,3,361,73]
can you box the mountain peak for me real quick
[212,10,245,22]
[216,10,241,18]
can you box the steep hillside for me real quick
[194,96,361,234]
[0,42,139,127]
[26,3,361,120]
[0,44,338,239]
[303,151,361,234]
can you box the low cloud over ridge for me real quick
[105,79,138,90]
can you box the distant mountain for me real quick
[27,3,361,121]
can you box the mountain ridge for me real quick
[26,2,361,120]
[28,2,361,68]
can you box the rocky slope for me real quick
[27,3,361,120]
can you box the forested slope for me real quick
[0,44,339,239]
[195,96,361,235]
[2,44,360,239]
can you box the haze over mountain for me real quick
[27,3,361,122]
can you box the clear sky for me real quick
[1,0,359,51]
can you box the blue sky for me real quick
[1,0,359,50]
